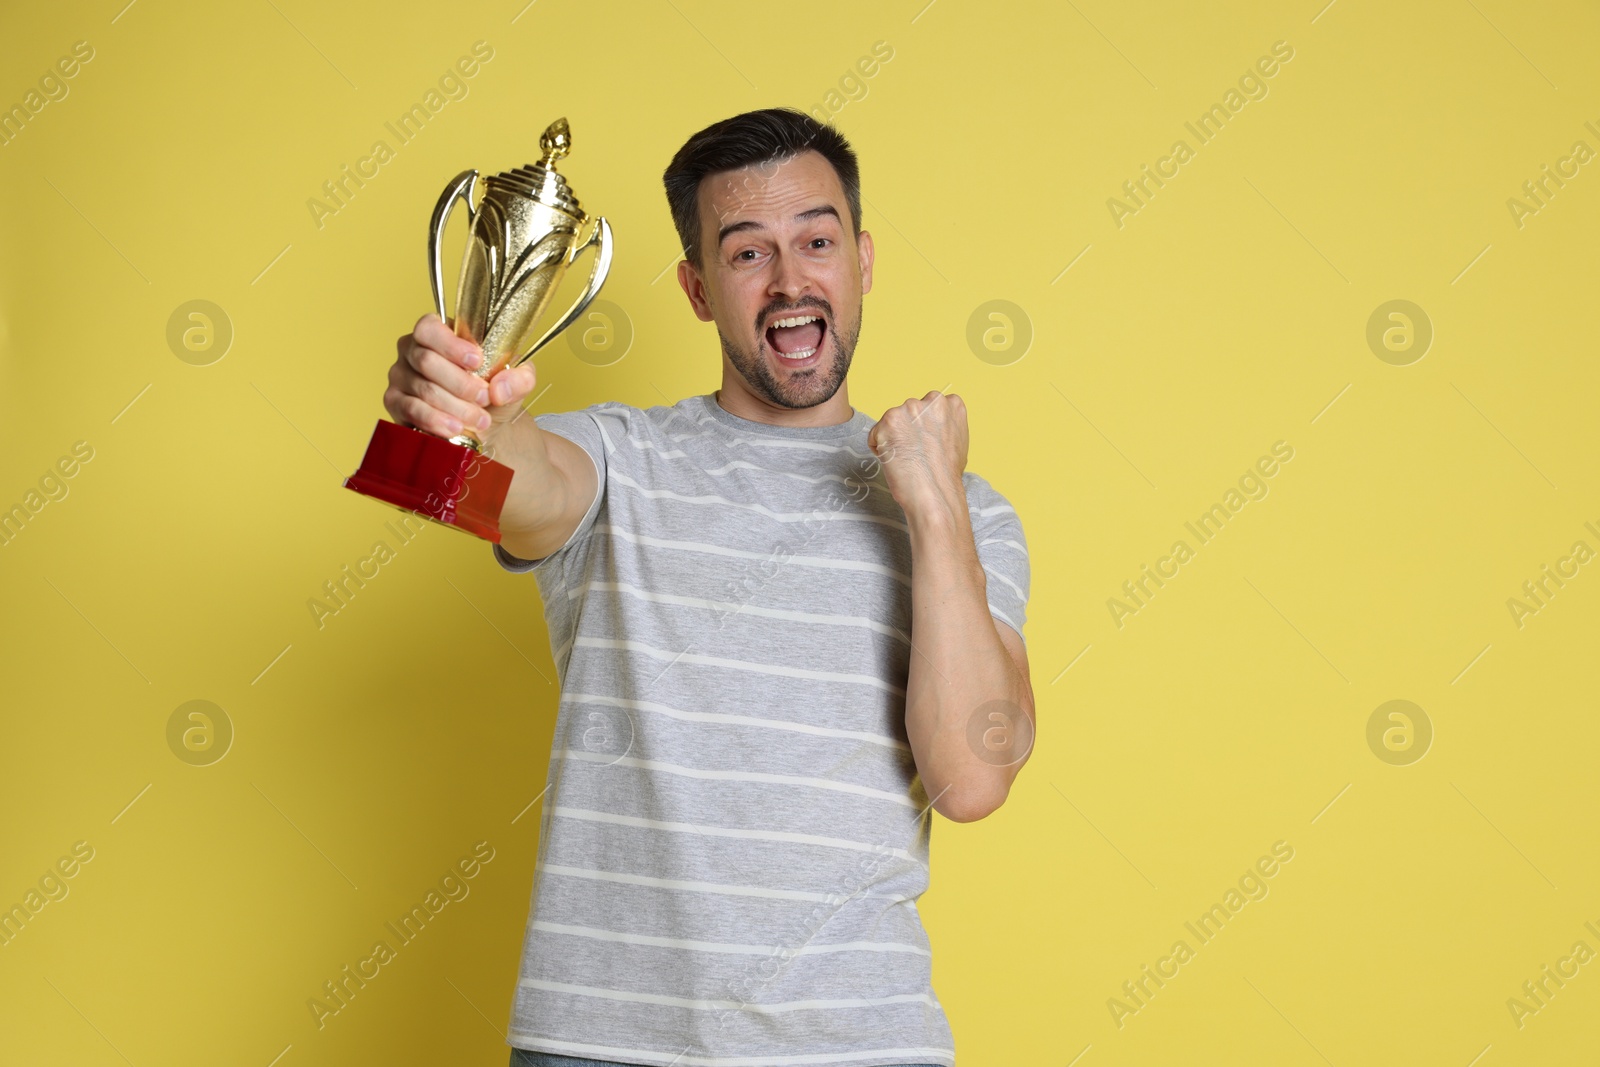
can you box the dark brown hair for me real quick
[662,107,861,272]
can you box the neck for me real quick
[713,378,854,427]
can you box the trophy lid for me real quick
[486,117,588,219]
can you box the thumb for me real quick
[485,363,537,424]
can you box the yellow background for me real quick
[2,1,1597,1064]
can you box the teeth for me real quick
[770,315,821,329]
[777,347,817,361]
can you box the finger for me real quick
[413,313,484,370]
[386,389,470,439]
[392,365,490,431]
[393,362,489,428]
[402,339,491,405]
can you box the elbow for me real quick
[934,785,1009,824]
[938,802,997,824]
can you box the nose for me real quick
[767,247,813,304]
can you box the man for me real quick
[384,107,1033,1067]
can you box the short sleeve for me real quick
[964,472,1030,647]
[490,404,619,575]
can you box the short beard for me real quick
[718,299,859,410]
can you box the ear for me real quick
[857,229,875,295]
[677,259,715,322]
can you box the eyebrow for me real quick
[717,205,841,248]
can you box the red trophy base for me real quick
[344,419,513,543]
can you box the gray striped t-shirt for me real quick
[492,392,1029,1067]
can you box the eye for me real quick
[737,249,758,261]
[810,238,831,249]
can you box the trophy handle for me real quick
[428,169,479,321]
[511,215,614,367]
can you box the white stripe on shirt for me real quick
[507,1033,954,1067]
[557,748,922,809]
[573,637,907,695]
[561,691,912,752]
[518,976,938,1014]
[529,919,930,957]
[552,806,916,861]
[571,579,911,641]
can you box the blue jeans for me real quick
[510,1050,945,1067]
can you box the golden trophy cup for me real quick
[344,117,614,541]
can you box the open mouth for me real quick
[764,313,827,367]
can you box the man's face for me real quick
[677,149,874,410]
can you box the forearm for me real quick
[903,486,1032,822]
[482,415,577,556]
